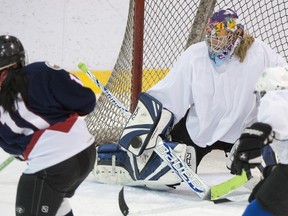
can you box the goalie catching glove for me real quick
[229,122,273,175]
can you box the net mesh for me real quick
[86,0,288,145]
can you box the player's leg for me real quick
[170,113,215,170]
[16,173,64,216]
[16,175,74,216]
[16,144,95,216]
[41,143,95,196]
[63,144,96,198]
[243,164,288,216]
[254,164,288,216]
[93,142,194,189]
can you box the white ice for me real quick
[0,148,261,216]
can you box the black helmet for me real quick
[0,35,26,70]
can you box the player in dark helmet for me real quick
[0,35,26,70]
[0,35,96,216]
[0,35,27,113]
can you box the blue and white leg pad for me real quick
[93,142,190,189]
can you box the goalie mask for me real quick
[0,35,26,71]
[255,66,288,99]
[205,8,244,65]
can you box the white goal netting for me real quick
[85,0,288,145]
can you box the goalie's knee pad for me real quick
[93,142,196,190]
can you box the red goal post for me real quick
[86,0,288,145]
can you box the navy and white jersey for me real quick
[0,62,96,173]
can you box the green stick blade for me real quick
[210,171,249,200]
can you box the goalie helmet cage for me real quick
[86,0,288,145]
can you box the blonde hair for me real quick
[234,33,255,62]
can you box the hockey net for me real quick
[85,0,288,145]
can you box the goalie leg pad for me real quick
[93,142,195,189]
[93,144,135,185]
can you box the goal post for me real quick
[131,0,145,111]
[86,0,288,145]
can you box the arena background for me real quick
[0,0,131,93]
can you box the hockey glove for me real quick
[12,155,25,161]
[230,122,273,175]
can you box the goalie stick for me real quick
[78,62,130,115]
[78,62,251,202]
[0,156,14,172]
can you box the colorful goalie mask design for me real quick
[205,8,244,65]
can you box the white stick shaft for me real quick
[78,62,130,115]
[86,70,130,114]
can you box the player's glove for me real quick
[230,122,273,175]
[13,155,25,161]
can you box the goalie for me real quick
[93,8,286,189]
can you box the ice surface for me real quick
[0,149,258,216]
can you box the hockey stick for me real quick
[78,62,130,114]
[78,62,250,200]
[119,187,221,216]
[0,156,14,172]
[119,185,251,216]
[154,139,249,200]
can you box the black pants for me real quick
[255,164,288,216]
[170,111,232,167]
[15,144,96,216]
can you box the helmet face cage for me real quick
[0,35,26,70]
[206,34,234,54]
[205,9,243,56]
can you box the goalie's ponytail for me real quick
[234,33,255,62]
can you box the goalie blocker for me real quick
[92,93,196,189]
